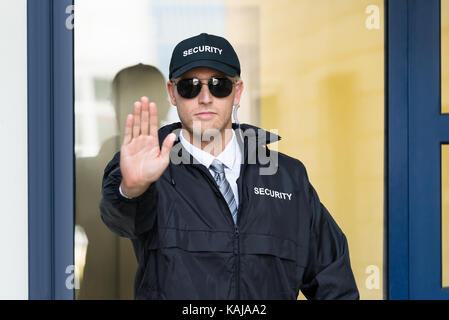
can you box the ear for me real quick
[167,80,177,106]
[233,79,244,107]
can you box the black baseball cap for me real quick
[169,33,241,79]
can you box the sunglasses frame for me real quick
[171,76,239,99]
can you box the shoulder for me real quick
[266,148,308,179]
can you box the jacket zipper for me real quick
[195,165,241,299]
[234,223,240,299]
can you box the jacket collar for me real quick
[157,121,282,148]
[161,122,281,186]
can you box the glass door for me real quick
[74,0,385,299]
[28,0,449,301]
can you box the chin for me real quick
[191,119,217,132]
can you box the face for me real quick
[167,67,244,140]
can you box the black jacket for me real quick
[99,122,359,300]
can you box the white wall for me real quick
[0,0,28,299]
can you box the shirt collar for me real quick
[179,128,237,170]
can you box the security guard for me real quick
[100,33,359,300]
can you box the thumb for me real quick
[160,133,176,162]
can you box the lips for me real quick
[194,111,216,119]
[195,111,216,115]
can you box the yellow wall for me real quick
[227,0,384,299]
[441,0,449,288]
[442,146,449,288]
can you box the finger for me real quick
[149,102,159,146]
[141,97,150,136]
[123,114,133,145]
[133,101,141,138]
[160,133,176,162]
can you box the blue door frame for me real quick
[26,0,449,299]
[407,0,449,299]
[388,0,449,299]
[387,0,410,299]
[27,0,74,299]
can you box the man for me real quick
[100,33,359,300]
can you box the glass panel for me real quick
[257,0,384,300]
[442,0,449,114]
[75,0,384,299]
[442,145,449,288]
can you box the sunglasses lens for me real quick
[176,77,234,98]
[209,77,233,98]
[177,79,201,98]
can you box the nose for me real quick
[197,83,213,105]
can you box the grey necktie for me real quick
[209,159,238,225]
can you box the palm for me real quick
[119,97,175,196]
[121,135,164,185]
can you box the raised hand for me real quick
[119,96,176,198]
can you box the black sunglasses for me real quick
[172,77,237,99]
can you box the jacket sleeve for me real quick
[99,151,158,239]
[298,164,360,300]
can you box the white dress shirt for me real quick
[179,128,242,206]
[120,128,242,204]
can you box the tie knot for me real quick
[210,159,225,174]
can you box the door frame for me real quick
[388,0,449,299]
[27,0,74,299]
[26,0,449,300]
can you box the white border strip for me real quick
[0,0,28,300]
